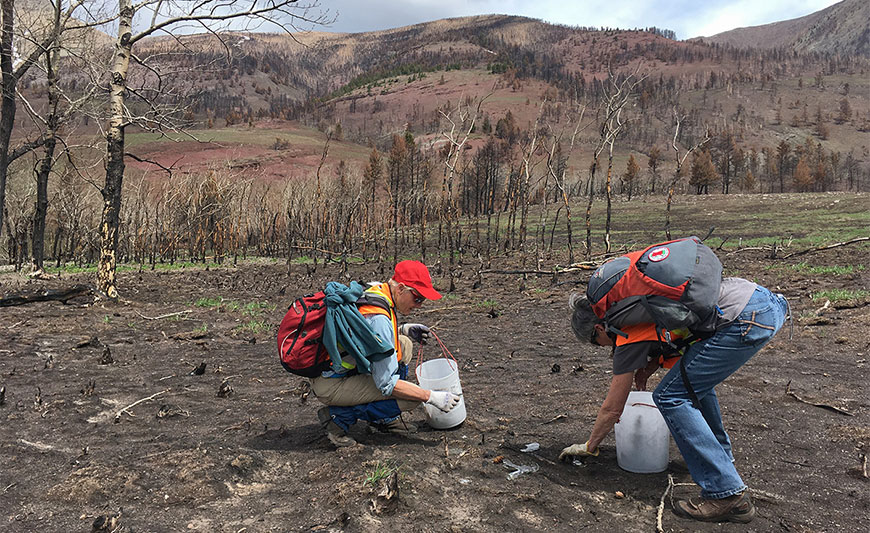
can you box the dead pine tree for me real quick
[666,106,711,240]
[519,101,544,267]
[96,0,330,299]
[311,131,332,273]
[545,101,588,264]
[439,94,485,285]
[599,66,647,254]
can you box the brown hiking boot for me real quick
[370,416,417,435]
[673,491,756,523]
[317,407,356,447]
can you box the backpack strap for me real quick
[356,292,391,312]
[680,355,701,410]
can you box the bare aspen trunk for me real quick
[31,46,60,272]
[97,0,134,299]
[561,187,574,263]
[0,0,15,239]
[585,157,597,260]
[665,179,676,240]
[605,140,614,253]
[31,135,56,272]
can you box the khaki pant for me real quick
[311,334,420,412]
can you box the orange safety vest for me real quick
[357,283,404,363]
[615,323,685,369]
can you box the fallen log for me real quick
[780,236,870,259]
[0,284,93,307]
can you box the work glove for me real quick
[400,323,430,345]
[426,390,461,413]
[559,441,599,461]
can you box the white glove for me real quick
[426,390,461,413]
[400,323,430,344]
[559,441,599,461]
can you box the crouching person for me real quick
[312,260,460,447]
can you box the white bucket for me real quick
[614,391,670,473]
[415,358,467,429]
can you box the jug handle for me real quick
[415,329,458,370]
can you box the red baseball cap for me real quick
[393,260,442,300]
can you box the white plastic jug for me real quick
[415,357,467,429]
[614,391,670,473]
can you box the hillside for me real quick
[698,0,870,57]
[10,6,869,203]
[114,12,870,194]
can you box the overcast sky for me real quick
[312,0,842,40]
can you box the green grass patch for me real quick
[811,289,869,303]
[241,301,276,317]
[789,262,864,275]
[364,461,400,487]
[235,319,271,335]
[476,298,500,309]
[46,261,227,275]
[194,297,224,308]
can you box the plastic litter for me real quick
[503,459,539,480]
[459,479,471,485]
[521,442,540,453]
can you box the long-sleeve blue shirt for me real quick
[322,312,400,396]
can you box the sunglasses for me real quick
[405,286,425,304]
[590,326,600,346]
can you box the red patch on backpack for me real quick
[648,246,670,262]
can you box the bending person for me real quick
[562,278,788,524]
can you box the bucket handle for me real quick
[414,329,458,370]
[631,402,657,409]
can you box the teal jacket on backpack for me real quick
[322,281,394,374]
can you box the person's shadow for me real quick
[248,422,441,451]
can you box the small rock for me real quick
[614,491,625,499]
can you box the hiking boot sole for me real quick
[327,432,357,447]
[673,499,756,523]
[317,407,357,447]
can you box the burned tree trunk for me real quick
[97,0,133,299]
[0,0,15,240]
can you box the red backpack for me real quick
[587,236,723,341]
[277,289,390,377]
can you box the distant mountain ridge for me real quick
[697,0,869,57]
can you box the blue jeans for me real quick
[653,287,788,499]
